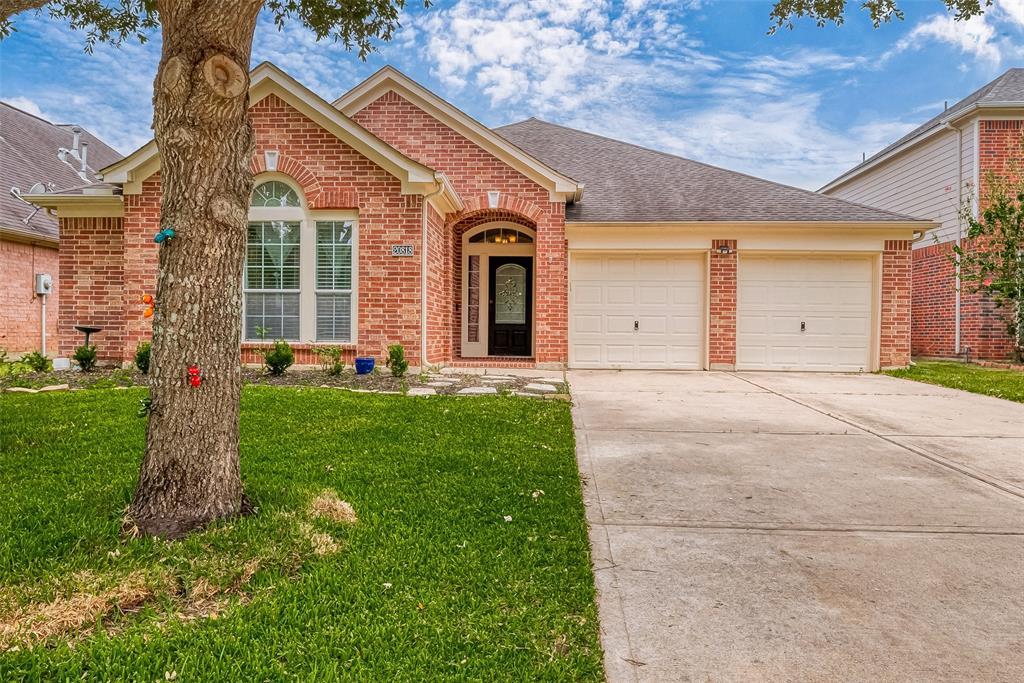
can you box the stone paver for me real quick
[457,386,498,395]
[406,387,436,396]
[523,382,557,393]
[572,370,1024,682]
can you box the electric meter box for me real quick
[35,273,53,295]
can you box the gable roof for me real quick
[0,102,122,242]
[96,62,455,206]
[822,68,1024,192]
[333,66,582,202]
[495,118,921,224]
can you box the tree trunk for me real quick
[128,0,264,539]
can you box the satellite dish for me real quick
[27,182,48,194]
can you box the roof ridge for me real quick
[499,117,915,220]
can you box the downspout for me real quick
[420,175,446,369]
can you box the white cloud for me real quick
[894,13,1000,63]
[1,96,56,120]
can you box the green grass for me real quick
[0,388,603,681]
[885,360,1024,403]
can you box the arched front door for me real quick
[488,257,533,356]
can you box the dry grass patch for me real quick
[308,489,358,524]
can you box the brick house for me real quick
[29,63,932,372]
[0,102,121,355]
[822,68,1024,361]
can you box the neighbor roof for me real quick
[0,102,122,242]
[495,118,918,224]
[823,68,1024,192]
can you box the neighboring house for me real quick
[821,68,1024,361]
[0,102,122,356]
[28,63,932,372]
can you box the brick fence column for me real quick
[709,240,737,370]
[880,239,912,368]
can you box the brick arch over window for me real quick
[249,151,362,210]
[454,193,546,225]
[450,210,538,242]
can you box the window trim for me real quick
[244,175,359,344]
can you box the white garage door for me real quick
[570,253,704,369]
[737,255,874,371]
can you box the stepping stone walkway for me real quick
[523,383,558,393]
[457,386,498,395]
[427,380,459,387]
[407,387,436,396]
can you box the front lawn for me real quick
[0,388,602,681]
[885,360,1024,403]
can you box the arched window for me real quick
[468,226,533,244]
[251,180,300,208]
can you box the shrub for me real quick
[386,344,408,378]
[73,344,98,372]
[134,342,152,374]
[263,339,294,376]
[21,351,51,373]
[315,346,345,376]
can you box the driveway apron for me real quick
[571,370,1024,683]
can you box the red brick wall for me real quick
[352,91,568,365]
[0,238,59,355]
[911,242,957,357]
[708,240,736,368]
[880,239,912,368]
[56,216,124,361]
[122,176,162,361]
[424,203,451,365]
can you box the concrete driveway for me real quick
[571,371,1024,682]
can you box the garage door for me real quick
[737,255,874,371]
[570,253,704,369]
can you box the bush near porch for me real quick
[0,388,602,681]
[885,360,1024,403]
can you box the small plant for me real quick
[386,344,408,378]
[134,341,152,374]
[315,345,345,376]
[21,351,51,373]
[73,344,98,372]
[263,339,294,376]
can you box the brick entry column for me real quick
[709,240,737,370]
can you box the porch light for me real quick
[716,244,734,255]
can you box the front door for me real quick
[488,256,532,356]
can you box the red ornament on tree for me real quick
[187,365,202,388]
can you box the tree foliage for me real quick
[768,0,991,33]
[955,170,1024,360]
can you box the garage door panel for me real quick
[573,284,603,305]
[570,253,704,369]
[738,255,873,372]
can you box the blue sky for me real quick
[2,0,1023,189]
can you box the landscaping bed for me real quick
[0,366,569,397]
[885,360,1024,403]
[0,387,602,680]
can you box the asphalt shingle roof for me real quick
[0,102,122,241]
[829,68,1024,186]
[495,118,917,224]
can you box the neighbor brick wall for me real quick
[57,216,124,361]
[0,238,59,355]
[353,91,569,365]
[880,239,912,368]
[708,240,737,369]
[911,242,957,357]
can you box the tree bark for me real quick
[128,0,264,539]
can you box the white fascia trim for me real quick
[566,220,936,231]
[333,66,582,200]
[821,103,1024,193]
[0,225,60,246]
[100,61,439,196]
[22,193,124,218]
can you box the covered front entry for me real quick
[737,254,876,371]
[569,252,705,369]
[460,224,537,358]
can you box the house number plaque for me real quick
[391,245,414,257]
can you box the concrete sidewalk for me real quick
[571,371,1024,682]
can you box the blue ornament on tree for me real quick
[154,227,176,244]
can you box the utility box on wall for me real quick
[35,273,53,295]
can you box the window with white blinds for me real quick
[244,220,301,340]
[245,180,357,344]
[315,221,354,342]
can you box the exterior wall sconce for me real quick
[264,150,280,172]
[716,244,734,255]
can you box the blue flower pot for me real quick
[355,357,375,375]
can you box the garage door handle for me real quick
[634,320,639,331]
[801,321,806,332]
